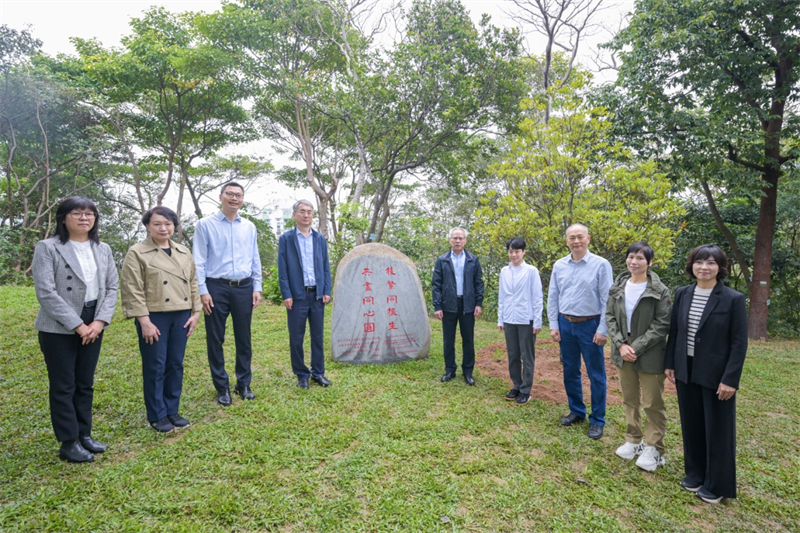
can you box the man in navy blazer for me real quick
[278,200,333,388]
[432,227,484,385]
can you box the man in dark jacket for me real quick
[432,228,484,385]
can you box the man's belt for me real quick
[560,313,600,323]
[208,277,251,286]
[305,286,317,292]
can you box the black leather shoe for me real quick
[464,375,475,386]
[441,372,456,382]
[217,389,232,406]
[234,385,255,400]
[515,393,530,405]
[560,413,585,426]
[79,435,108,454]
[505,389,520,401]
[150,417,175,433]
[587,423,604,440]
[311,375,332,387]
[298,377,309,389]
[59,440,94,463]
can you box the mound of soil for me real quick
[475,338,676,406]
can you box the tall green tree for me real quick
[606,0,800,339]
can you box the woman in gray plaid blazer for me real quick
[32,197,119,463]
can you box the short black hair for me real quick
[686,244,729,280]
[506,237,526,251]
[142,206,179,228]
[220,181,244,195]
[53,197,100,244]
[626,241,654,264]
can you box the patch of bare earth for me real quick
[475,339,677,406]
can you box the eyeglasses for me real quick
[69,211,96,220]
[223,191,243,199]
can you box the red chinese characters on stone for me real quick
[387,280,397,290]
[363,311,374,317]
[362,268,373,276]
[364,281,372,291]
[385,267,396,276]
[388,322,399,331]
[363,296,374,305]
[387,295,397,304]
[364,323,375,333]
[387,308,398,317]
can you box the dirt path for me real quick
[475,338,676,406]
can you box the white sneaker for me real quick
[615,440,645,460]
[636,445,665,472]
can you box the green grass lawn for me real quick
[1,286,798,532]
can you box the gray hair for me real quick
[565,223,588,237]
[293,199,314,212]
[448,227,468,238]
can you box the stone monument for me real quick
[331,243,431,364]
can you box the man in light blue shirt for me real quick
[548,223,613,440]
[194,182,263,406]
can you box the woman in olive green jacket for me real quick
[606,242,672,472]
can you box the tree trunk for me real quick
[748,167,779,340]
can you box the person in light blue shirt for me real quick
[193,181,263,406]
[547,223,613,440]
[497,238,543,406]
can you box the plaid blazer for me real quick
[32,237,119,334]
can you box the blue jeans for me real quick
[558,314,606,426]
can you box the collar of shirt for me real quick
[214,210,241,223]
[567,251,593,264]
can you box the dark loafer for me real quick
[150,417,175,433]
[515,393,530,405]
[587,423,604,440]
[312,375,331,387]
[298,377,310,389]
[560,413,585,426]
[464,375,475,386]
[234,385,255,400]
[440,373,456,382]
[217,389,232,406]
[79,435,108,454]
[167,414,191,429]
[59,440,94,463]
[505,389,520,401]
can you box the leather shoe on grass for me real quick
[312,375,332,387]
[560,413,585,426]
[515,393,530,405]
[298,377,309,389]
[59,440,94,463]
[79,435,108,454]
[217,389,232,406]
[505,389,520,401]
[234,385,255,400]
[441,372,456,382]
[464,374,475,386]
[167,414,191,429]
[587,423,604,440]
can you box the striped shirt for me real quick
[686,287,713,357]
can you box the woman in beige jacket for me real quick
[121,206,202,433]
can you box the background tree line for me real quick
[2,0,799,337]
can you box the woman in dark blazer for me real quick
[120,206,201,433]
[665,244,748,504]
[32,197,119,463]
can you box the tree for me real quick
[74,7,254,236]
[607,0,800,339]
[472,71,684,286]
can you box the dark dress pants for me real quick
[442,298,475,376]
[39,305,102,442]
[676,357,738,498]
[504,322,536,394]
[287,290,326,378]
[205,278,253,392]
[136,310,191,422]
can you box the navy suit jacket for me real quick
[278,227,332,300]
[432,249,484,314]
[664,281,748,390]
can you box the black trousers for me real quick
[676,357,738,498]
[136,310,190,422]
[287,290,326,378]
[204,278,253,392]
[39,305,102,442]
[442,298,475,375]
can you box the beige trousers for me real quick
[618,361,667,454]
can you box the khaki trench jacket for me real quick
[605,270,672,374]
[120,236,202,319]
